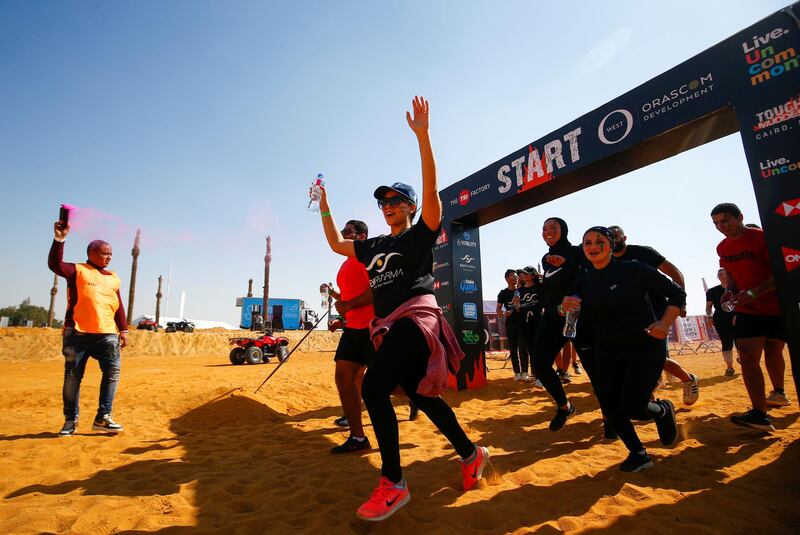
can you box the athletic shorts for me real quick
[733,313,786,341]
[334,327,373,366]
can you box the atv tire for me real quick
[229,347,245,365]
[276,345,289,362]
[245,346,263,365]
[183,326,194,333]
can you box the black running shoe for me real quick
[654,399,678,446]
[619,452,654,472]
[549,402,575,431]
[331,435,371,454]
[59,420,77,436]
[731,408,775,433]
[408,401,419,422]
[333,416,349,428]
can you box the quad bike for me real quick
[165,320,195,333]
[136,318,160,331]
[228,333,290,365]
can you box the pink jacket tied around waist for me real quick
[369,294,465,397]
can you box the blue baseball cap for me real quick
[373,182,418,206]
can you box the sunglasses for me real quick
[377,197,410,209]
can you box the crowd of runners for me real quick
[312,97,792,522]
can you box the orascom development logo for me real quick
[783,246,800,272]
[640,73,714,122]
[776,198,800,217]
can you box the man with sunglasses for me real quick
[327,220,375,454]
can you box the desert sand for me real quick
[0,327,798,534]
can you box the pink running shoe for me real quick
[461,446,490,491]
[356,477,410,522]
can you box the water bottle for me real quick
[308,173,325,213]
[562,309,579,338]
[720,290,735,312]
[513,289,521,310]
[320,283,330,310]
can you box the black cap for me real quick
[373,182,418,206]
[522,266,538,275]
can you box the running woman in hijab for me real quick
[562,227,684,472]
[317,97,488,522]
[705,268,737,376]
[532,217,593,430]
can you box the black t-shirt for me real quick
[518,284,544,324]
[497,287,521,325]
[706,285,734,321]
[568,259,686,360]
[616,244,669,315]
[541,245,588,312]
[354,220,439,318]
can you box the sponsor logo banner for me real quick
[742,27,797,86]
[449,183,492,207]
[458,254,477,271]
[433,280,451,290]
[753,93,800,140]
[461,329,480,345]
[462,302,478,320]
[783,246,800,272]
[457,230,478,248]
[598,109,634,145]
[640,73,714,122]
[432,261,450,272]
[459,279,479,294]
[760,156,800,178]
[776,198,800,217]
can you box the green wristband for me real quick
[320,211,331,217]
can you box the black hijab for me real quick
[544,217,573,257]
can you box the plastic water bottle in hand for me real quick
[513,290,521,310]
[562,309,579,338]
[308,173,325,213]
[320,283,330,310]
[721,290,736,312]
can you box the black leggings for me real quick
[517,325,531,375]
[532,311,569,406]
[361,318,475,483]
[713,314,735,352]
[597,354,665,453]
[506,321,522,374]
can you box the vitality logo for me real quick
[776,198,800,217]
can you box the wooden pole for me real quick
[47,274,58,327]
[247,278,253,298]
[127,229,140,325]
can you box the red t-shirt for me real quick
[336,257,374,329]
[717,227,780,315]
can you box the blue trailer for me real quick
[236,297,317,330]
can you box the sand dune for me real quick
[0,328,798,533]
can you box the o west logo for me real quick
[760,156,800,178]
[598,109,633,145]
[753,93,800,140]
[640,73,714,121]
[461,330,480,345]
[462,302,478,321]
[776,198,800,217]
[743,27,797,86]
[783,246,800,272]
[365,252,404,289]
[496,127,582,194]
[459,279,478,294]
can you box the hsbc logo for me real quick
[598,109,634,145]
[784,246,800,272]
[776,198,800,217]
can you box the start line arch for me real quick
[436,3,800,394]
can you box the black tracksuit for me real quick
[568,258,686,453]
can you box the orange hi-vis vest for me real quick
[72,263,121,334]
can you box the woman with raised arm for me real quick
[318,96,488,522]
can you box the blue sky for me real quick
[0,1,788,325]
